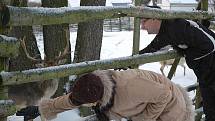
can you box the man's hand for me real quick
[16,106,40,121]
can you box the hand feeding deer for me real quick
[8,34,70,109]
[159,58,186,77]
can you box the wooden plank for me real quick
[0,5,214,26]
[1,50,182,86]
[0,35,19,57]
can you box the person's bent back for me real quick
[37,69,194,121]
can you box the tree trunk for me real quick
[133,0,151,5]
[0,0,11,5]
[42,0,71,97]
[152,0,157,5]
[73,0,106,117]
[6,0,43,107]
[8,1,40,70]
[74,0,106,63]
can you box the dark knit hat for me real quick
[70,73,104,105]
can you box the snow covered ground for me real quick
[7,30,197,121]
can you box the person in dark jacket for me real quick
[139,6,215,121]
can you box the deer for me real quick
[8,35,70,110]
[159,58,186,77]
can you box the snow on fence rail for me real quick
[0,5,214,26]
[0,34,19,120]
[1,50,180,86]
[0,35,19,57]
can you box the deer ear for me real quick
[35,63,45,68]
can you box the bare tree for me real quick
[6,0,43,108]
[73,0,106,117]
[73,0,106,63]
[5,0,70,108]
[42,0,71,97]
[132,0,151,5]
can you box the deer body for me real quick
[9,35,70,109]
[160,58,186,76]
[9,79,59,108]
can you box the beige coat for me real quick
[93,69,194,121]
[39,69,194,121]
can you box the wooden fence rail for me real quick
[0,34,19,121]
[1,50,181,86]
[0,5,214,26]
[0,35,19,57]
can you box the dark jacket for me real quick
[139,19,215,85]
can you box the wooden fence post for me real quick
[0,58,11,121]
[167,58,180,80]
[0,35,19,121]
[131,0,141,68]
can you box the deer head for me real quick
[9,33,71,108]
[20,34,70,68]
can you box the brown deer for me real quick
[8,35,70,109]
[160,58,186,77]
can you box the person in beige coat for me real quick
[17,69,195,121]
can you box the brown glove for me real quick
[38,93,78,120]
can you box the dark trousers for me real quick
[191,53,215,121]
[199,80,215,121]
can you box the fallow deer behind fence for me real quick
[8,36,70,109]
[159,58,186,77]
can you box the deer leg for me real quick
[160,65,166,76]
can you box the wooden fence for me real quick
[34,17,133,33]
[0,2,214,121]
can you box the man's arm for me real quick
[139,34,169,54]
